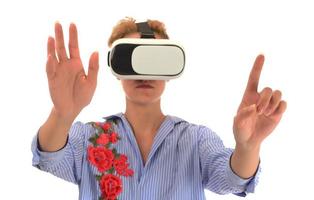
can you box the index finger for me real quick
[245,54,265,93]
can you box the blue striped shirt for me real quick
[31,113,260,199]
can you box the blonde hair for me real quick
[108,17,169,47]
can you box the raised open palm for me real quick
[233,55,287,147]
[46,23,99,120]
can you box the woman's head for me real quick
[108,17,169,106]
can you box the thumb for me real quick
[87,52,99,84]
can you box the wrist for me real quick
[231,144,261,179]
[235,141,261,153]
[51,107,77,126]
[234,142,261,162]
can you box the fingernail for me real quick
[257,106,263,115]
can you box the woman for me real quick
[32,18,287,199]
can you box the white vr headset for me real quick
[107,22,185,80]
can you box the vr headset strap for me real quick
[136,22,155,39]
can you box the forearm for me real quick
[38,107,75,152]
[230,144,260,179]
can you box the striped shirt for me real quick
[31,113,260,199]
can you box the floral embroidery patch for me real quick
[87,120,134,200]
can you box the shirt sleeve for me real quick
[31,121,94,184]
[197,125,260,196]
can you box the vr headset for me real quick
[107,22,185,80]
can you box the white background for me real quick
[0,0,313,199]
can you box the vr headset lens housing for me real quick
[108,38,185,80]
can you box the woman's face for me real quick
[120,32,166,105]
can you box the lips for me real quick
[136,84,153,89]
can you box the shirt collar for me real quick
[103,112,185,125]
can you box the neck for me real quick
[124,99,166,138]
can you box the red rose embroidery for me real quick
[100,174,122,200]
[101,122,111,132]
[88,146,114,172]
[88,120,134,200]
[110,132,118,143]
[96,134,110,145]
[114,155,134,177]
